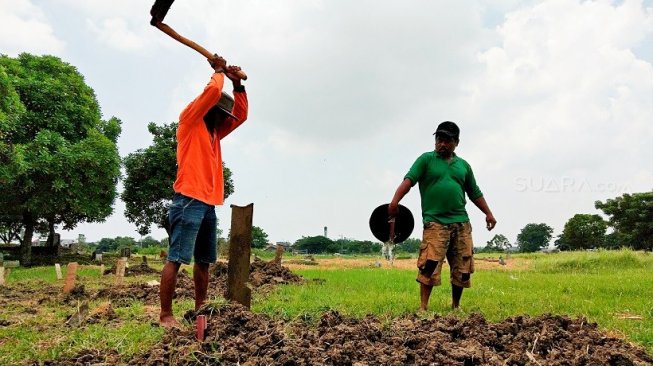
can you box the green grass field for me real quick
[1,249,651,364]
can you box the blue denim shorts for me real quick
[167,193,217,265]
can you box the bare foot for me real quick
[159,315,182,329]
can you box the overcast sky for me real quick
[1,0,652,248]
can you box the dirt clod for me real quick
[95,259,304,305]
[103,263,160,276]
[38,304,653,365]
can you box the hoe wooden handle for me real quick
[155,22,248,80]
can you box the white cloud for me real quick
[466,0,653,170]
[458,0,653,244]
[86,17,148,51]
[0,0,64,56]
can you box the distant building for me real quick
[60,239,75,248]
[275,241,292,248]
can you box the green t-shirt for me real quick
[405,151,483,225]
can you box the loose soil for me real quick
[94,259,304,306]
[103,262,161,276]
[284,257,530,271]
[32,303,653,365]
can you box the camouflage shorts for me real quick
[416,221,475,288]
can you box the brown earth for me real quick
[94,259,304,306]
[103,262,161,276]
[33,303,653,366]
[284,257,530,272]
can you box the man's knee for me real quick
[420,260,438,277]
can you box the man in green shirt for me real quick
[389,121,496,310]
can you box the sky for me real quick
[1,0,652,248]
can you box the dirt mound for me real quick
[39,304,653,365]
[103,263,160,276]
[30,349,122,366]
[210,259,304,286]
[0,281,82,306]
[94,261,304,305]
[94,282,161,307]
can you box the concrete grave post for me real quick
[55,263,63,280]
[225,203,253,309]
[100,264,104,276]
[273,245,284,265]
[115,259,126,285]
[0,266,4,286]
[63,262,79,294]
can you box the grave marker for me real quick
[63,262,78,293]
[225,203,253,309]
[273,245,284,265]
[115,259,126,285]
[55,263,62,280]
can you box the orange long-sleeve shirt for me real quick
[173,73,248,205]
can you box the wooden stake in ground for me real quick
[225,203,253,309]
[0,266,5,286]
[114,259,126,285]
[62,262,79,294]
[196,314,207,342]
[55,263,63,280]
[273,245,284,265]
[99,264,105,276]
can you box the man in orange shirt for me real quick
[160,56,248,328]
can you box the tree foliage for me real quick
[121,122,234,237]
[559,214,607,250]
[595,191,653,251]
[293,236,335,254]
[0,54,121,265]
[516,223,553,253]
[484,234,512,252]
[251,226,269,249]
[292,236,382,254]
[140,235,161,248]
[395,238,421,253]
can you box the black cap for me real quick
[433,121,460,139]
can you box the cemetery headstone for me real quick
[63,262,79,294]
[55,263,63,280]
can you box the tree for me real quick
[115,236,137,250]
[121,122,234,237]
[355,240,381,254]
[596,191,653,250]
[251,226,269,249]
[0,54,121,265]
[484,234,512,252]
[559,214,607,250]
[97,238,118,252]
[553,235,571,251]
[140,236,161,248]
[516,223,553,252]
[396,238,421,253]
[0,219,22,246]
[0,62,25,247]
[293,235,334,254]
